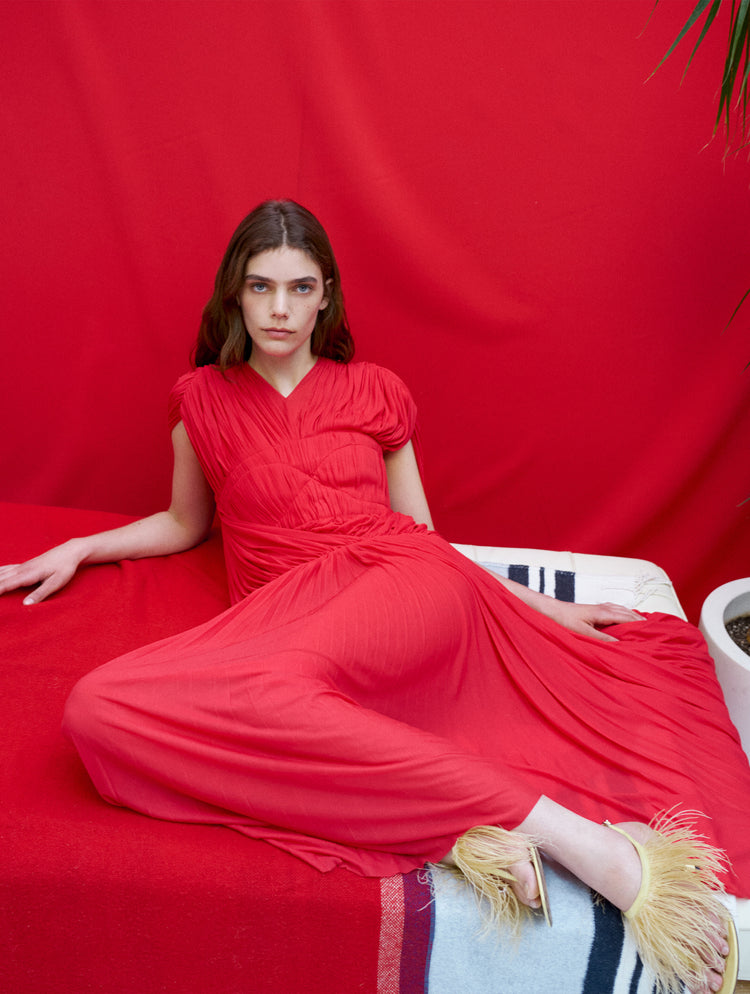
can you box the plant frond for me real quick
[653,0,750,151]
[723,284,750,332]
[649,0,719,79]
[714,0,750,138]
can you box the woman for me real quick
[1,200,746,994]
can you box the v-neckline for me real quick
[245,357,325,401]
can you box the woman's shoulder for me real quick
[333,359,411,396]
[172,363,235,397]
[168,365,208,405]
[324,360,417,446]
[167,365,222,430]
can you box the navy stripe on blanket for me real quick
[583,896,626,993]
[493,563,577,603]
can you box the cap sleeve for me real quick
[167,371,198,432]
[361,364,417,452]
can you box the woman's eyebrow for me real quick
[244,273,319,284]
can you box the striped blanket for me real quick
[378,864,662,994]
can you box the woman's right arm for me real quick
[0,421,216,605]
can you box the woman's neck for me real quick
[248,349,318,398]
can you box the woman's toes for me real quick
[708,966,726,992]
[701,938,728,992]
[509,859,540,909]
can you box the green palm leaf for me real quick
[653,1,750,348]
[654,0,750,148]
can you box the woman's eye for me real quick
[294,284,313,294]
[248,282,267,293]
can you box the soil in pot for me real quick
[726,614,750,657]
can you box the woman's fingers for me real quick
[565,603,646,642]
[22,577,60,605]
[594,602,646,623]
[0,549,80,603]
[0,562,39,595]
[585,626,619,643]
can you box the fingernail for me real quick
[22,596,34,606]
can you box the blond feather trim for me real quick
[607,810,732,994]
[441,825,546,934]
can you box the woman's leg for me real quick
[62,635,541,876]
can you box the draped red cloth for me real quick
[2,1,749,626]
[62,361,750,893]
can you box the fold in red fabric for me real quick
[63,360,750,892]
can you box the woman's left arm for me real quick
[384,441,642,641]
[384,441,434,529]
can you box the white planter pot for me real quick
[699,578,750,759]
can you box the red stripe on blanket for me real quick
[378,871,434,994]
[378,875,406,993]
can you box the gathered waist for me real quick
[218,511,432,603]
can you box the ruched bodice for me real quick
[169,360,426,597]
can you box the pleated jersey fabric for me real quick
[63,360,750,892]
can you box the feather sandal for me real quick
[443,825,552,932]
[605,814,738,994]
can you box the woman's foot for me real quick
[516,799,734,994]
[441,853,542,908]
[606,821,731,994]
[442,825,551,930]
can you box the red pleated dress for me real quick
[63,359,750,894]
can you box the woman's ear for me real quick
[320,278,333,310]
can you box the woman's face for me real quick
[238,247,330,363]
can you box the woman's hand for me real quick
[491,573,645,642]
[544,600,646,642]
[0,539,87,605]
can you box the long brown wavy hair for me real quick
[194,200,354,369]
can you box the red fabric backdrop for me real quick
[1,0,748,621]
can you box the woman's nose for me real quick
[271,290,289,317]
